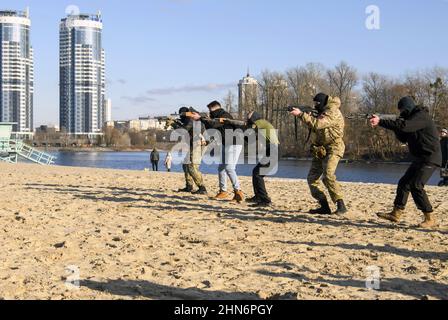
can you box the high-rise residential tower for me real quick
[0,9,34,135]
[59,12,105,135]
[238,70,258,119]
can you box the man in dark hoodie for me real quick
[370,96,442,228]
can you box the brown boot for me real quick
[419,212,436,229]
[377,207,404,223]
[214,191,231,200]
[233,190,245,203]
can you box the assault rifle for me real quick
[345,113,399,121]
[274,105,319,117]
[159,107,208,130]
[182,111,248,128]
[272,105,318,141]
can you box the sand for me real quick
[0,162,447,300]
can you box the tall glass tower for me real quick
[59,12,105,136]
[0,9,34,135]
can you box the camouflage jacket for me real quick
[298,96,345,157]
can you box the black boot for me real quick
[192,186,208,195]
[335,200,348,215]
[178,186,193,193]
[246,196,260,203]
[250,201,272,208]
[309,199,332,215]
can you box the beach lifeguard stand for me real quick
[0,122,55,165]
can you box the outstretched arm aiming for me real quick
[290,108,336,131]
[377,116,427,133]
[370,115,409,144]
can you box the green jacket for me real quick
[254,119,280,145]
[299,96,345,157]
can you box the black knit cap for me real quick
[398,96,416,113]
[207,101,221,109]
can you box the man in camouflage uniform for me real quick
[290,93,348,215]
[177,107,208,195]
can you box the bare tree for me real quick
[223,90,237,114]
[287,63,329,105]
[245,63,448,160]
[327,61,358,113]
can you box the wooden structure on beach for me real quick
[0,123,55,165]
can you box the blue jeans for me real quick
[219,144,242,192]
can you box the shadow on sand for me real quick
[256,269,448,300]
[80,279,261,300]
[26,183,446,236]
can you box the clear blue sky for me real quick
[2,0,448,126]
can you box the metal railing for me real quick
[0,138,55,165]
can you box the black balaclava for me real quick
[398,96,416,118]
[179,107,190,124]
[207,101,222,119]
[209,108,223,119]
[313,93,329,113]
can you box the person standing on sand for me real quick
[370,96,442,228]
[289,93,348,215]
[150,148,160,171]
[191,101,245,203]
[165,152,173,172]
[177,107,208,195]
[245,111,280,208]
[440,129,448,186]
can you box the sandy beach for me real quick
[0,162,447,300]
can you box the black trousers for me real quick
[152,161,159,171]
[395,161,437,213]
[252,145,277,203]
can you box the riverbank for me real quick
[40,147,417,165]
[0,163,447,300]
[39,147,169,153]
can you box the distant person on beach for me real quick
[177,107,208,195]
[440,128,448,185]
[150,148,160,171]
[165,152,173,172]
[289,93,348,215]
[191,101,245,203]
[370,96,442,228]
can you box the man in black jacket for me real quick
[150,148,160,171]
[191,101,245,203]
[370,96,442,228]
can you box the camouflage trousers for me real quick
[307,154,344,203]
[183,149,204,189]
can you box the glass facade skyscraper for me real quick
[0,9,34,135]
[59,13,105,135]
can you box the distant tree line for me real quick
[224,62,448,160]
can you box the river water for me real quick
[48,151,444,186]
